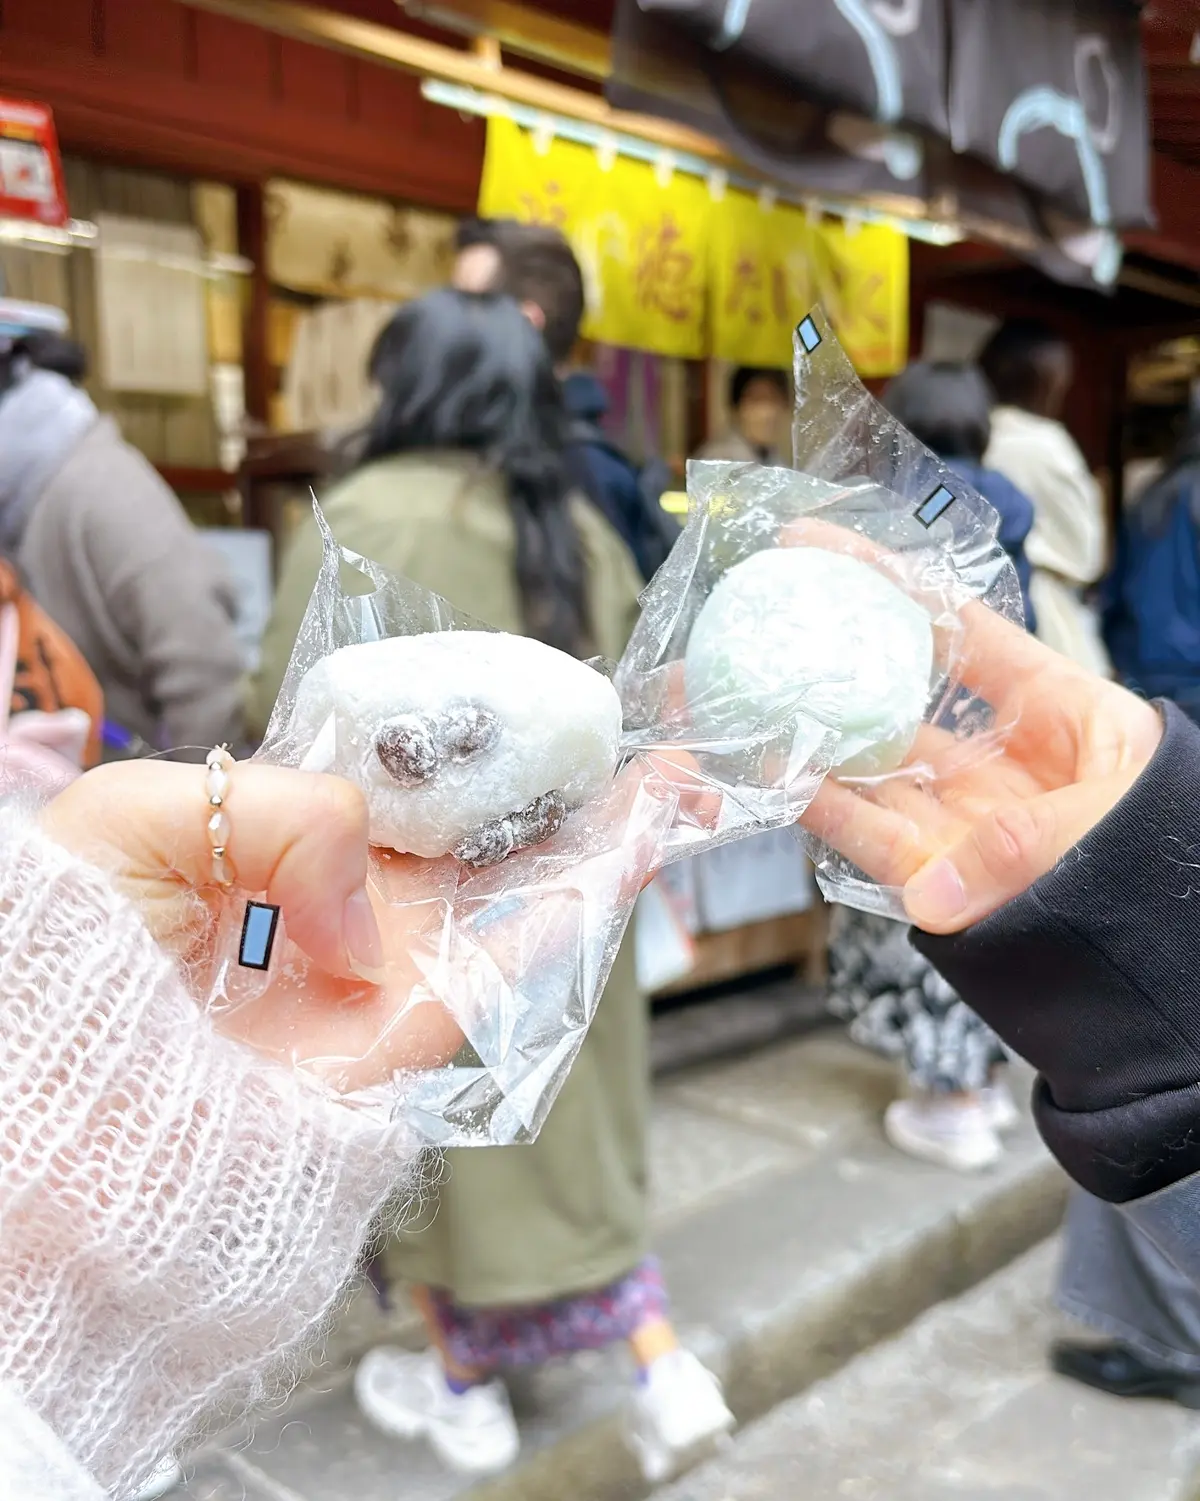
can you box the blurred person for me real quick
[452,218,582,372]
[249,289,733,1483]
[451,215,516,300]
[1053,407,1200,1413]
[981,322,1199,1410]
[694,365,790,466]
[0,331,243,755]
[980,318,1112,675]
[453,217,680,581]
[823,361,1035,1174]
[1105,409,1200,724]
[12,329,89,383]
[884,360,1035,628]
[561,369,679,582]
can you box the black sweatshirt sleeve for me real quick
[912,702,1200,1205]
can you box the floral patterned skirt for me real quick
[827,906,1006,1095]
[425,1257,668,1371]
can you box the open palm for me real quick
[803,599,1162,932]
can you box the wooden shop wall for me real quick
[0,0,485,208]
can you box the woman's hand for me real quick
[34,752,681,1093]
[38,760,466,1085]
[803,599,1162,933]
[40,758,385,978]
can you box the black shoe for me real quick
[1051,1339,1200,1409]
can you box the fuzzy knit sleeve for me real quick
[0,811,418,1500]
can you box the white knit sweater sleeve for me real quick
[0,812,417,1499]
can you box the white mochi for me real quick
[684,548,934,775]
[291,632,623,858]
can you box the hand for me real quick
[801,597,1162,934]
[38,760,466,1086]
[35,753,684,1096]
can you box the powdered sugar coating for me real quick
[685,548,934,776]
[292,633,622,857]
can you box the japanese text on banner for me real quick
[479,117,907,375]
[480,115,709,359]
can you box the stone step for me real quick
[653,1240,1200,1501]
[171,1030,1065,1501]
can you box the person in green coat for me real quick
[249,289,733,1483]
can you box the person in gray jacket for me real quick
[0,335,243,755]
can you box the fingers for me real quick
[780,518,1089,730]
[640,747,723,834]
[953,600,1087,722]
[43,760,382,982]
[232,766,383,982]
[800,777,932,888]
[902,766,1148,933]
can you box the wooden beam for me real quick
[236,183,272,427]
[0,38,483,206]
[158,466,238,492]
[398,0,611,79]
[1119,264,1200,311]
[170,0,725,161]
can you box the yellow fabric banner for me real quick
[477,114,598,241]
[479,117,908,375]
[479,115,709,359]
[710,196,909,376]
[709,193,811,367]
[808,219,910,378]
[577,154,710,360]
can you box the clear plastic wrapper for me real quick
[788,309,1024,914]
[620,308,1022,918]
[203,310,1020,1144]
[651,304,1021,912]
[204,505,838,1146]
[618,316,1021,900]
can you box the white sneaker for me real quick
[125,1456,182,1501]
[354,1347,519,1476]
[884,1096,1003,1172]
[629,1349,735,1484]
[981,1077,1021,1134]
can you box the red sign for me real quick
[0,96,68,228]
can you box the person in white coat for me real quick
[980,319,1112,677]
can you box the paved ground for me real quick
[656,1241,1200,1501]
[166,1005,1064,1501]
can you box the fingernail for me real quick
[905,858,966,927]
[342,888,386,984]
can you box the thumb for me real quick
[41,759,384,982]
[902,774,1135,933]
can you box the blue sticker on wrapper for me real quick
[914,484,957,528]
[239,901,281,970]
[796,316,822,353]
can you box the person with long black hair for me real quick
[249,288,733,1483]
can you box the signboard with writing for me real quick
[479,117,908,373]
[480,116,709,359]
[0,96,68,228]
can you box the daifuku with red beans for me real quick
[292,632,622,864]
